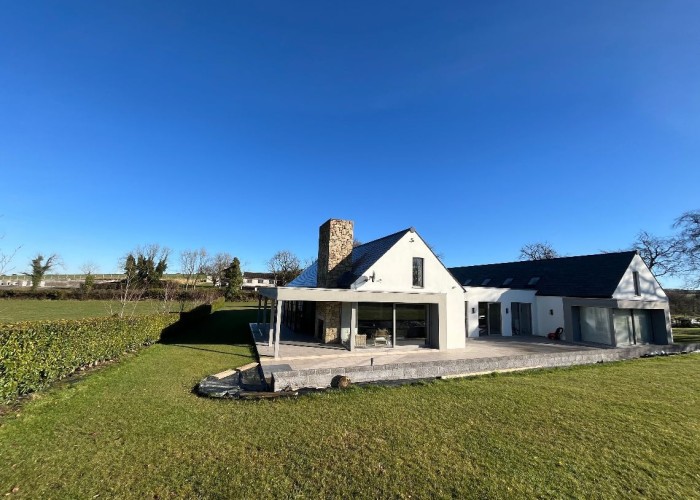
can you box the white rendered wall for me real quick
[536,296,565,337]
[464,288,537,338]
[613,254,668,301]
[351,231,466,349]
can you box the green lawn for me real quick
[0,299,183,322]
[673,327,700,344]
[1,305,699,498]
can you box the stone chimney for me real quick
[317,219,354,288]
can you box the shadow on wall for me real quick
[159,307,258,346]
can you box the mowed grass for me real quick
[1,305,699,498]
[0,299,259,323]
[0,299,182,322]
[673,327,700,343]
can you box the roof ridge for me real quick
[353,227,411,249]
[449,250,637,270]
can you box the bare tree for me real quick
[0,216,20,276]
[80,261,100,275]
[180,248,208,291]
[674,209,700,287]
[205,252,234,287]
[267,250,302,285]
[80,261,100,297]
[0,245,19,277]
[111,252,145,318]
[519,242,559,261]
[631,231,683,278]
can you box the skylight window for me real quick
[463,279,472,286]
[528,277,540,286]
[481,278,491,286]
[503,278,513,286]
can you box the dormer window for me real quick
[481,278,491,286]
[528,277,540,286]
[412,257,424,287]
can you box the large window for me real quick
[358,303,394,347]
[412,257,424,287]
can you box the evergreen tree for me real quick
[224,257,243,301]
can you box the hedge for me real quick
[0,314,177,403]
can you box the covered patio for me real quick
[255,286,447,359]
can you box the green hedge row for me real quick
[0,314,177,403]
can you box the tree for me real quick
[79,262,99,296]
[123,244,169,288]
[0,216,20,276]
[27,254,60,290]
[113,245,169,317]
[223,257,243,301]
[180,248,208,291]
[630,231,683,278]
[267,250,302,286]
[205,252,234,287]
[518,242,559,261]
[0,244,19,277]
[674,209,700,287]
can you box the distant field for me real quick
[0,299,258,323]
[673,327,700,344]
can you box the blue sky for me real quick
[1,1,699,286]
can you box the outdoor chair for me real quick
[373,329,389,347]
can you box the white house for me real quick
[258,219,672,358]
[241,272,278,291]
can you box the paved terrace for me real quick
[249,323,643,389]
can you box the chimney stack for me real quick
[317,219,354,288]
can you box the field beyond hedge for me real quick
[1,304,699,498]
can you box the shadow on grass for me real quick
[160,308,258,347]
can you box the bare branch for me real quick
[519,242,559,261]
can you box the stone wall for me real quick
[316,301,342,343]
[317,219,354,288]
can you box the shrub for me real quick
[179,303,212,324]
[0,314,177,403]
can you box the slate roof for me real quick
[448,251,638,298]
[287,228,411,289]
[243,272,275,279]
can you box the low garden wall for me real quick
[0,314,177,402]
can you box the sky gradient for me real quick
[1,2,699,287]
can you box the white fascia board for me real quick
[260,286,445,304]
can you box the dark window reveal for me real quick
[412,257,424,287]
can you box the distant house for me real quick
[242,272,278,291]
[258,219,672,355]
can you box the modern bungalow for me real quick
[258,219,672,358]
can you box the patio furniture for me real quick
[373,329,389,347]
